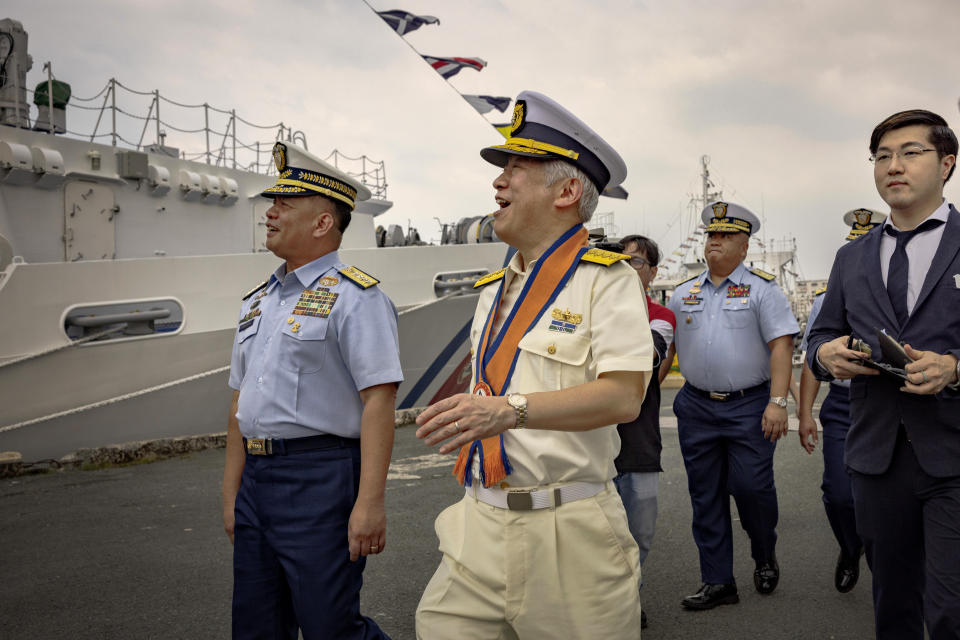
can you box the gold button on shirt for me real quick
[471,251,653,488]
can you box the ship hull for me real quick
[0,247,502,461]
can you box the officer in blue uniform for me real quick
[797,208,885,594]
[668,201,799,610]
[222,142,403,640]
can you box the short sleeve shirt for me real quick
[228,251,403,439]
[667,263,799,391]
[471,252,654,487]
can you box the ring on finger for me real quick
[454,420,462,433]
[370,545,378,552]
[921,370,928,383]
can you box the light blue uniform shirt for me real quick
[228,250,403,439]
[801,292,848,388]
[668,263,799,392]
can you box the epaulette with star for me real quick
[473,268,506,288]
[814,286,827,296]
[580,247,630,266]
[750,267,776,281]
[338,265,380,289]
[242,280,268,301]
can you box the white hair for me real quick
[541,159,599,223]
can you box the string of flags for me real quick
[372,6,626,199]
[376,9,439,35]
[462,95,512,114]
[421,55,488,79]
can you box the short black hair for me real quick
[332,199,352,233]
[870,109,958,182]
[619,234,661,267]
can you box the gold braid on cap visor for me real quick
[501,137,580,160]
[706,217,752,234]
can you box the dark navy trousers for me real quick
[851,430,960,640]
[819,384,862,560]
[673,385,779,584]
[232,442,390,640]
[674,383,778,585]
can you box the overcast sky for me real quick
[10,0,960,279]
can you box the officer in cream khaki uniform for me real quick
[414,91,653,639]
[222,143,402,640]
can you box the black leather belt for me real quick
[243,434,359,456]
[685,382,768,402]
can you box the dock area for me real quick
[1,401,876,639]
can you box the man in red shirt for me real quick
[614,234,677,629]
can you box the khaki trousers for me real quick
[416,483,643,640]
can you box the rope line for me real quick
[0,326,126,370]
[0,366,230,434]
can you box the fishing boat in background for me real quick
[0,18,507,461]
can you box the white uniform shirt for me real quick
[471,251,653,487]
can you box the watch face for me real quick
[508,394,526,408]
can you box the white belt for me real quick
[466,481,607,511]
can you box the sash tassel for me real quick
[454,435,513,487]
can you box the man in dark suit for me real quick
[806,109,960,640]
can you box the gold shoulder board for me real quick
[473,268,506,288]
[242,280,268,300]
[814,286,827,296]
[580,247,630,266]
[338,266,380,289]
[750,267,776,281]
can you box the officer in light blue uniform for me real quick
[223,142,402,640]
[668,201,800,611]
[797,208,886,594]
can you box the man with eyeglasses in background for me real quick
[807,109,960,640]
[612,234,676,630]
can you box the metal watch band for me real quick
[514,402,527,429]
[769,396,787,408]
[508,393,528,429]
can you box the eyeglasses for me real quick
[869,146,936,166]
[628,257,652,268]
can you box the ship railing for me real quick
[17,76,388,200]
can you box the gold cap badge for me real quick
[510,100,526,134]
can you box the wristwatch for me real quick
[507,393,528,429]
[769,396,788,408]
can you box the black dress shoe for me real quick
[640,608,648,629]
[681,583,740,610]
[754,555,779,594]
[835,549,862,593]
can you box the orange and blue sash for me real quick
[454,224,589,487]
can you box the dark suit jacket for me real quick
[806,205,960,478]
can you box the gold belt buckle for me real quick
[246,438,272,455]
[709,392,728,401]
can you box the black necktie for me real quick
[884,218,945,326]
